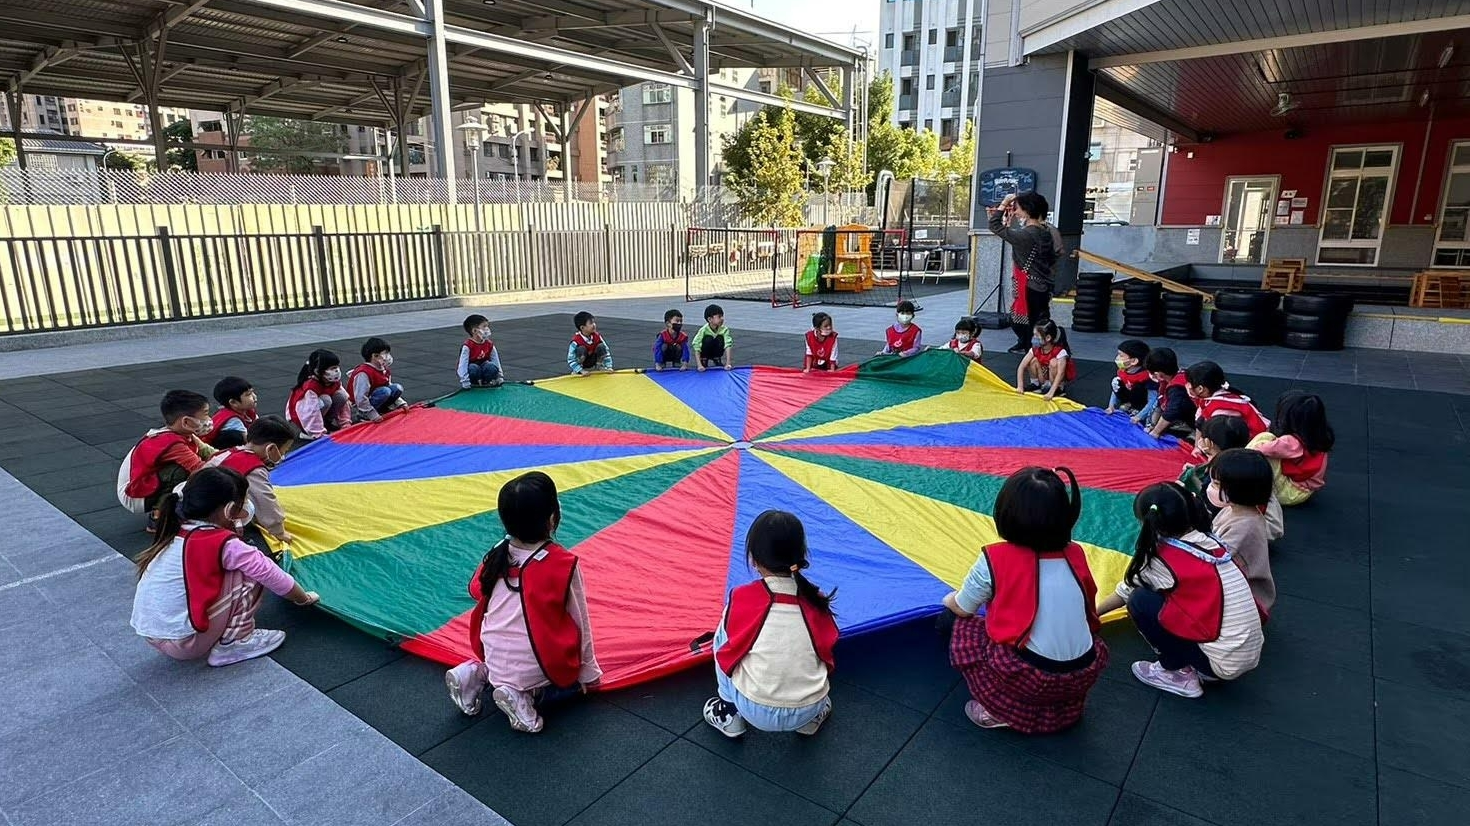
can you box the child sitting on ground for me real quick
[205,416,296,550]
[803,312,839,373]
[1180,415,1285,540]
[130,467,318,667]
[459,314,504,388]
[1107,339,1156,422]
[878,300,923,357]
[568,311,613,375]
[207,377,259,449]
[704,510,837,738]
[348,337,407,422]
[445,471,601,733]
[121,390,218,526]
[1208,449,1276,621]
[692,303,735,371]
[944,467,1109,734]
[946,317,984,362]
[1185,360,1270,437]
[1144,348,1195,439]
[286,349,350,441]
[1097,483,1263,698]
[653,309,690,372]
[1015,320,1076,401]
[1250,391,1334,506]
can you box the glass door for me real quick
[1434,142,1470,267]
[1219,176,1278,264]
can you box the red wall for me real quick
[1160,116,1470,227]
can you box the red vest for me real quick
[1281,449,1327,483]
[216,446,266,478]
[1197,391,1270,437]
[181,525,232,633]
[947,337,982,358]
[983,542,1101,647]
[125,430,190,498]
[1032,344,1078,382]
[716,579,839,677]
[885,324,920,353]
[1164,371,1190,393]
[204,408,257,446]
[1154,538,1230,643]
[1116,367,1152,390]
[286,377,340,429]
[349,362,392,392]
[573,331,606,368]
[464,338,495,363]
[468,541,583,688]
[806,330,838,367]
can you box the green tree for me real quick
[867,71,894,127]
[940,119,976,218]
[814,128,870,194]
[0,138,15,168]
[792,83,843,171]
[105,151,143,171]
[724,109,804,226]
[244,116,347,174]
[163,119,198,172]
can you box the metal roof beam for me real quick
[517,9,696,32]
[708,80,845,119]
[1093,77,1200,142]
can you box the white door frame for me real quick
[1218,174,1280,264]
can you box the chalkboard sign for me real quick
[977,167,1038,208]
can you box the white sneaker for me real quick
[795,697,833,736]
[703,697,747,738]
[445,662,487,716]
[1131,660,1204,698]
[207,629,286,667]
[492,686,544,733]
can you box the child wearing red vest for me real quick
[1179,416,1284,540]
[348,337,406,422]
[130,467,318,667]
[568,311,613,375]
[1106,339,1155,422]
[653,308,691,371]
[945,317,984,362]
[704,510,838,737]
[207,377,258,449]
[459,314,504,388]
[204,416,296,549]
[1184,361,1270,438]
[803,312,840,372]
[445,472,601,733]
[1144,348,1195,440]
[878,300,924,357]
[1097,483,1263,698]
[124,390,219,521]
[1250,391,1334,506]
[944,467,1109,733]
[1015,319,1076,401]
[1207,450,1277,619]
[286,349,350,440]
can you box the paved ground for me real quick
[1,291,1468,825]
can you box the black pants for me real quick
[1012,289,1052,347]
[1127,586,1217,677]
[699,336,726,366]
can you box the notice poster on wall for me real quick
[1204,215,1221,226]
[1274,215,1291,226]
[1290,210,1305,225]
[1281,189,1298,199]
[1276,200,1291,216]
[1186,228,1201,245]
[1291,197,1309,209]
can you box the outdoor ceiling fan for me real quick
[1271,92,1297,117]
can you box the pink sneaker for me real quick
[445,662,487,716]
[206,629,285,667]
[492,686,544,733]
[964,700,1010,729]
[1131,661,1204,698]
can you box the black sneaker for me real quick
[702,697,747,738]
[1006,343,1029,354]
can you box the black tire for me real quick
[1212,325,1270,346]
[1072,295,1108,310]
[1214,289,1281,312]
[1282,330,1345,351]
[1076,273,1113,287]
[1070,311,1104,326]
[1283,293,1354,318]
[1163,292,1204,307]
[1283,312,1344,334]
[1072,321,1108,333]
[1121,326,1162,337]
[1164,327,1207,341]
[1210,308,1272,328]
[1165,308,1200,322]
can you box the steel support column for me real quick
[842,65,855,139]
[692,13,712,196]
[4,91,27,169]
[424,0,456,197]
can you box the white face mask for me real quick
[323,368,342,383]
[473,326,491,341]
[1205,481,1228,509]
[957,333,972,343]
[378,354,394,369]
[897,313,914,325]
[231,498,256,533]
[189,415,213,435]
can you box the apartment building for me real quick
[604,70,755,194]
[0,94,69,134]
[876,0,981,149]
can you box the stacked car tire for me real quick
[1281,294,1354,351]
[1163,292,1206,339]
[1121,281,1164,337]
[1211,289,1282,346]
[1070,272,1112,333]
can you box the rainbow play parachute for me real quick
[272,351,1190,689]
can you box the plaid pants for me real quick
[147,569,264,661]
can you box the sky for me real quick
[717,0,880,49]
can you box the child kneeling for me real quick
[445,471,601,733]
[704,511,837,737]
[944,467,1109,733]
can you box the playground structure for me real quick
[685,226,916,308]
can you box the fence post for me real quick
[311,225,332,306]
[526,221,538,291]
[431,224,449,297]
[671,222,678,282]
[155,226,185,319]
[603,222,613,285]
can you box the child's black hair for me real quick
[896,299,916,315]
[1144,347,1179,376]
[1035,318,1069,351]
[1184,360,1227,393]
[136,466,247,578]
[477,471,562,596]
[161,390,209,424]
[573,311,595,330]
[704,303,724,321]
[361,337,391,362]
[954,317,977,334]
[746,510,835,614]
[1209,448,1274,509]
[1198,415,1251,452]
[212,377,253,410]
[463,314,489,334]
[1126,483,1212,587]
[1272,391,1335,454]
[294,349,341,389]
[1118,339,1150,362]
[664,308,683,324]
[812,311,832,330]
[246,415,297,448]
[993,466,1081,553]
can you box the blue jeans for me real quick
[467,362,501,385]
[369,383,403,413]
[1127,587,1217,677]
[713,624,829,732]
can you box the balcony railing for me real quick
[900,49,919,66]
[943,46,962,63]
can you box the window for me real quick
[642,83,672,104]
[885,33,894,49]
[928,28,937,45]
[941,118,955,140]
[900,78,914,96]
[924,119,934,132]
[902,33,916,51]
[630,165,639,183]
[925,75,935,90]
[759,80,772,94]
[946,29,959,48]
[609,127,626,153]
[1318,145,1399,266]
[644,123,671,145]
[1433,142,1470,267]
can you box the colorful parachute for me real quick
[273,352,1191,690]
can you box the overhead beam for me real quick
[518,10,695,31]
[651,24,694,76]
[17,45,83,88]
[1093,77,1201,142]
[708,80,846,119]
[1020,0,1162,57]
[803,66,840,107]
[127,63,193,101]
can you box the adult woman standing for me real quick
[989,192,1062,354]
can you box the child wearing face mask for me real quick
[204,415,297,551]
[120,390,220,529]
[349,337,407,422]
[1179,416,1285,540]
[459,314,504,388]
[1106,339,1155,422]
[287,349,350,440]
[946,317,984,362]
[131,467,319,667]
[654,309,691,371]
[879,300,924,357]
[1206,449,1276,620]
[804,312,840,372]
[1015,320,1076,401]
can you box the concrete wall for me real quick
[1080,223,1442,272]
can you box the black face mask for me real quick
[670,323,683,334]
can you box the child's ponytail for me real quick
[293,359,313,390]
[134,490,185,578]
[792,567,836,616]
[1126,504,1162,588]
[1126,482,1198,587]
